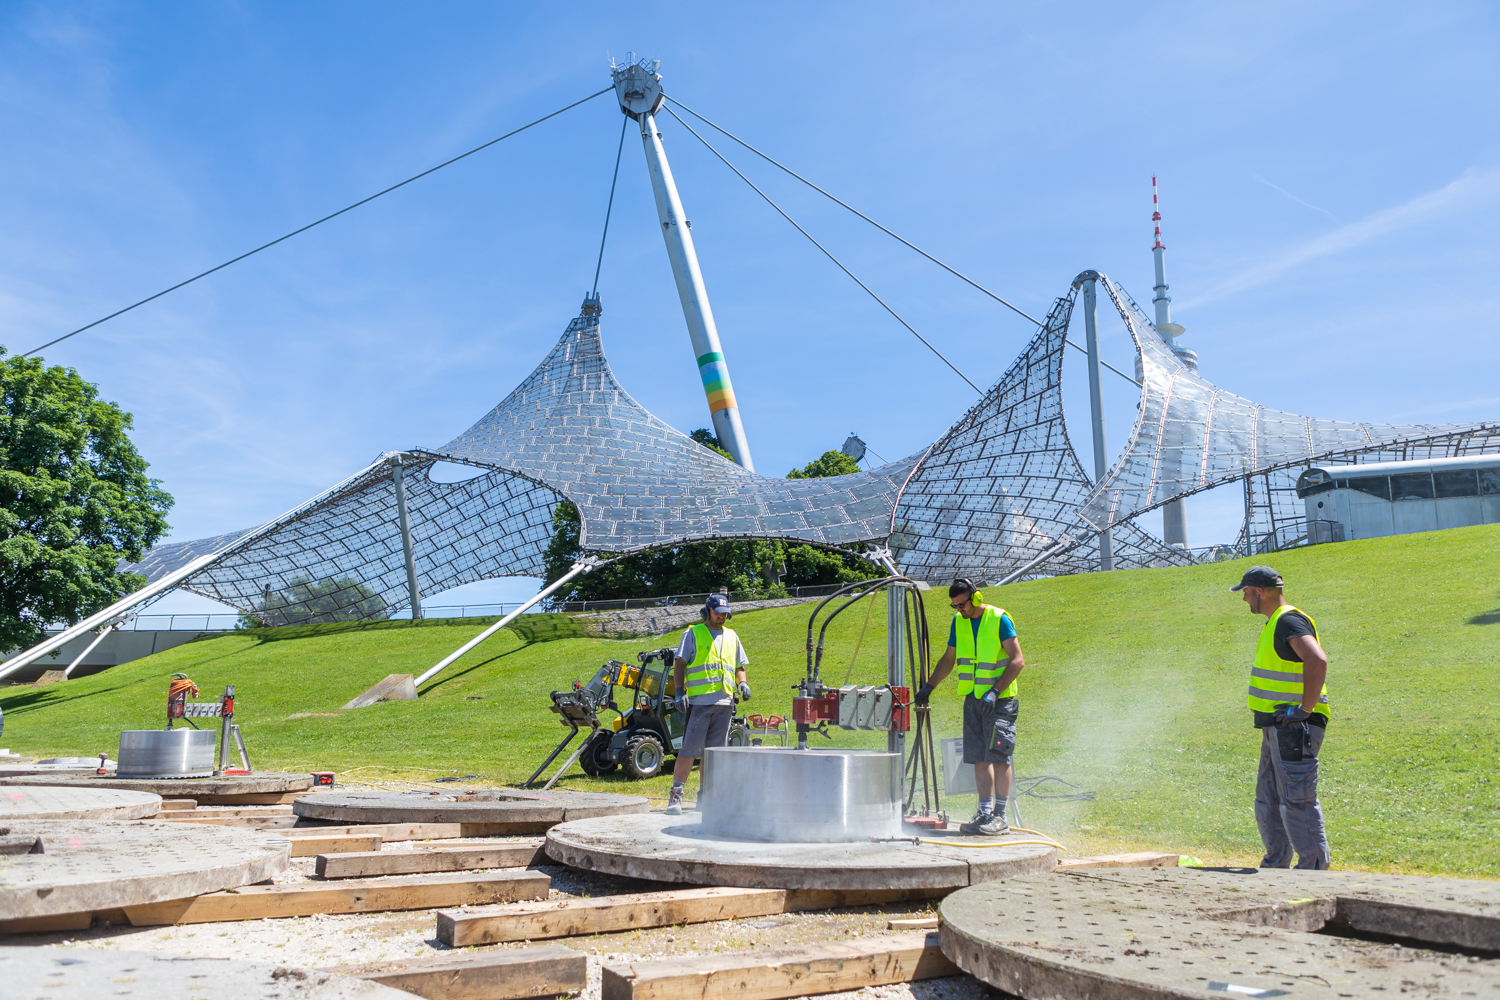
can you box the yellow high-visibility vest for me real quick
[684,623,741,699]
[953,606,1017,700]
[1247,604,1330,718]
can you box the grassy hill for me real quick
[4,523,1497,878]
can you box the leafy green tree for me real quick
[0,350,172,650]
[249,576,387,626]
[689,428,733,460]
[787,449,860,479]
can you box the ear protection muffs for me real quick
[972,589,985,606]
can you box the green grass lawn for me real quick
[5,524,1497,878]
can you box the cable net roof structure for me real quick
[121,281,1497,623]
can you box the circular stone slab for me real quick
[294,787,649,830]
[0,820,290,919]
[939,866,1500,999]
[0,772,313,798]
[0,948,413,999]
[1,785,160,821]
[544,812,1056,890]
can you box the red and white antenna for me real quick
[1152,175,1165,250]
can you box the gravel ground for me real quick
[11,778,1011,998]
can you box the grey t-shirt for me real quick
[676,625,749,706]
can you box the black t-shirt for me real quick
[1273,610,1317,662]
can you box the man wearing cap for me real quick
[1232,565,1332,869]
[913,578,1025,836]
[665,593,751,816]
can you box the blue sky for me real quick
[3,2,1497,615]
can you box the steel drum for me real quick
[117,729,217,778]
[698,746,903,842]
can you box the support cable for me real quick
[592,116,629,296]
[664,96,1140,389]
[663,106,981,395]
[23,86,615,357]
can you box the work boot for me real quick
[959,810,1009,836]
[665,785,684,816]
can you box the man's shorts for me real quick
[962,695,1019,765]
[680,703,734,758]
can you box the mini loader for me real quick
[525,646,751,788]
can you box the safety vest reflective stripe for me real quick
[1246,604,1331,717]
[952,606,1017,700]
[685,623,740,699]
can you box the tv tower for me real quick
[1152,176,1192,549]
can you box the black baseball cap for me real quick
[1230,566,1284,592]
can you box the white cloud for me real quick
[1191,166,1500,306]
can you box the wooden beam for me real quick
[342,944,585,1000]
[438,886,945,947]
[158,805,294,820]
[157,815,299,829]
[122,869,549,926]
[316,840,545,878]
[887,917,938,930]
[1054,852,1180,871]
[187,791,308,805]
[157,799,197,812]
[291,834,381,858]
[601,931,958,1000]
[0,911,92,935]
[285,822,508,841]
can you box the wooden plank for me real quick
[317,840,545,878]
[157,799,197,812]
[438,885,946,947]
[0,911,92,934]
[188,791,307,805]
[157,815,299,829]
[1054,852,1179,871]
[345,945,585,1000]
[122,869,549,926]
[601,931,958,1000]
[285,822,465,841]
[887,917,938,930]
[292,834,380,858]
[160,805,294,819]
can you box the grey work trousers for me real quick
[1255,721,1330,870]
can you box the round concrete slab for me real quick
[0,820,290,919]
[0,772,313,799]
[1,785,160,820]
[295,787,648,831]
[544,811,1056,890]
[940,866,1500,999]
[0,948,412,999]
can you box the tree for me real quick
[689,428,733,460]
[787,449,860,479]
[0,350,172,651]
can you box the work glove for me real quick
[738,681,752,702]
[1273,703,1311,725]
[914,682,933,706]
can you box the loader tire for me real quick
[579,729,618,777]
[623,732,666,780]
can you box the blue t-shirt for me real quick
[947,612,1017,648]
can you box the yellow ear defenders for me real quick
[972,589,985,606]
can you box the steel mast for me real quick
[1150,176,1192,549]
[612,58,755,471]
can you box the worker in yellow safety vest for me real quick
[665,593,750,816]
[1231,565,1331,869]
[914,578,1026,836]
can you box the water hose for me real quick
[920,837,1067,850]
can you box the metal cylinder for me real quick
[117,729,218,778]
[698,747,903,842]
